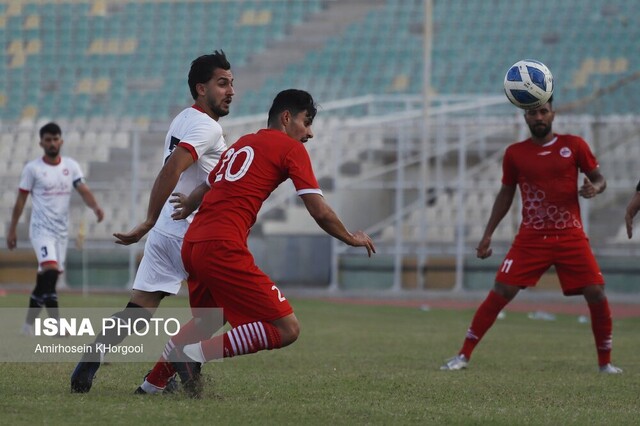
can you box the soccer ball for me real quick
[503,59,553,109]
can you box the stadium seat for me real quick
[1,0,640,247]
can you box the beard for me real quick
[209,99,230,118]
[44,147,60,158]
[529,123,552,139]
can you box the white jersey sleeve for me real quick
[67,158,85,187]
[179,118,224,159]
[18,161,35,192]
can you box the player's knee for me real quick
[493,282,518,300]
[42,268,60,282]
[290,320,301,342]
[37,269,60,295]
[114,302,153,331]
[583,285,606,303]
[274,318,300,347]
[129,290,165,310]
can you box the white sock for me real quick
[140,379,163,394]
[183,342,206,364]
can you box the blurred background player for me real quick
[137,89,376,397]
[441,96,622,374]
[6,122,104,336]
[70,51,234,393]
[623,183,640,239]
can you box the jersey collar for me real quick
[541,136,558,147]
[42,156,62,166]
[191,104,206,113]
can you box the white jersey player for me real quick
[21,156,84,265]
[71,50,234,394]
[131,106,227,295]
[6,122,104,336]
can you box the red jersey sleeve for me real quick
[501,147,518,186]
[574,137,598,173]
[285,143,322,195]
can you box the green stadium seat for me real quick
[1,0,639,119]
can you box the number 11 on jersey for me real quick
[501,258,514,273]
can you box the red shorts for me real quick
[495,231,604,295]
[181,239,293,327]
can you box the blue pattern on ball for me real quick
[526,66,547,90]
[506,66,522,82]
[510,89,539,105]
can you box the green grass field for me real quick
[0,293,638,425]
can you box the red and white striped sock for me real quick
[197,321,282,362]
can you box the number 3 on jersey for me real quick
[214,147,255,183]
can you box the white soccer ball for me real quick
[503,59,553,109]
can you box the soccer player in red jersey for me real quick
[138,89,375,397]
[441,96,622,374]
[624,184,640,239]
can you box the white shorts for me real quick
[30,234,67,272]
[132,229,186,295]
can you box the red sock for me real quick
[201,321,282,361]
[460,290,510,359]
[146,318,212,388]
[145,356,175,389]
[588,299,613,367]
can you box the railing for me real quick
[4,95,640,294]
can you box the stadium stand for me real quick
[1,0,638,121]
[2,0,640,289]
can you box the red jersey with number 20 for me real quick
[502,134,598,235]
[185,129,322,243]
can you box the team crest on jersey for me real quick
[63,168,69,175]
[559,147,572,158]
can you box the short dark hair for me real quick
[267,89,317,126]
[188,50,231,100]
[39,122,62,139]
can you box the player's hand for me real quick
[578,177,597,199]
[169,192,193,221]
[6,230,17,250]
[113,221,153,245]
[624,192,640,239]
[350,231,376,257]
[476,236,493,259]
[93,206,105,223]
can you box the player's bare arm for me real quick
[75,183,104,222]
[170,182,210,221]
[6,191,29,250]
[114,146,194,245]
[579,168,606,199]
[300,193,376,257]
[624,191,640,239]
[476,184,516,259]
